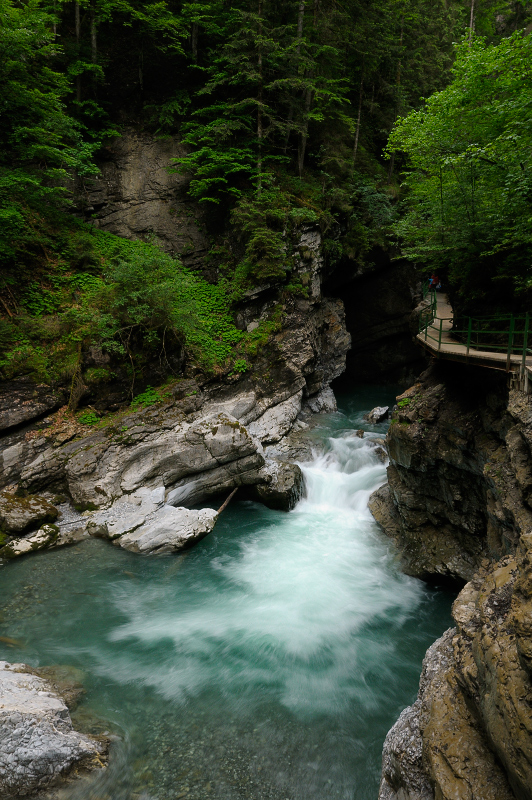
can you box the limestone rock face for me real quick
[87,486,218,554]
[80,129,209,269]
[19,411,263,508]
[377,362,532,800]
[0,491,58,534]
[247,391,303,445]
[0,379,63,433]
[369,363,532,582]
[380,544,532,800]
[0,661,103,798]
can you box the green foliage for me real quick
[388,31,532,307]
[130,385,169,410]
[77,410,100,425]
[231,359,248,375]
[0,0,99,266]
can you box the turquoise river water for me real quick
[0,388,453,800]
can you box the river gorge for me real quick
[0,389,453,800]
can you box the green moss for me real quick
[73,501,98,513]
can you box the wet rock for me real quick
[299,386,338,418]
[0,490,58,534]
[379,700,432,800]
[378,362,532,800]
[379,626,518,800]
[247,391,303,445]
[0,660,104,798]
[0,523,59,559]
[369,364,532,581]
[118,506,217,554]
[364,406,389,424]
[87,487,218,554]
[249,460,305,511]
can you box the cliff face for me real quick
[77,129,210,271]
[370,363,532,582]
[373,363,532,800]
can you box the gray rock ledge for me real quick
[0,661,104,798]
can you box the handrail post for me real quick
[522,312,529,376]
[507,314,515,372]
[438,318,442,351]
[466,317,472,356]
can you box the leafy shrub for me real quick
[78,411,100,425]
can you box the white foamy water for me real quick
[102,434,423,717]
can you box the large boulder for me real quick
[250,460,306,511]
[0,661,103,798]
[364,406,390,424]
[87,486,218,554]
[0,523,59,559]
[0,491,58,535]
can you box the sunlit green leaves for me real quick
[388,31,532,305]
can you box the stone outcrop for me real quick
[0,383,326,556]
[370,362,532,582]
[0,379,64,434]
[87,486,218,554]
[0,491,58,534]
[0,661,104,798]
[0,523,59,559]
[376,361,532,800]
[79,129,209,269]
[379,540,532,800]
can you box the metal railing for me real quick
[420,281,437,327]
[419,308,532,372]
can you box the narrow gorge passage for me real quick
[0,390,453,800]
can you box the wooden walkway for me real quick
[416,293,532,381]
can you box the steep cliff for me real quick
[370,362,532,583]
[373,362,532,799]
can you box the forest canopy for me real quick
[388,30,532,309]
[1,0,531,400]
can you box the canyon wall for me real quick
[372,362,532,800]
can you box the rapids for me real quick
[0,388,453,800]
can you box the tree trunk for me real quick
[283,0,305,153]
[298,87,313,177]
[257,0,263,196]
[352,71,364,169]
[191,22,198,59]
[387,15,403,183]
[75,1,81,102]
[297,0,318,177]
[469,0,475,44]
[90,1,97,64]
